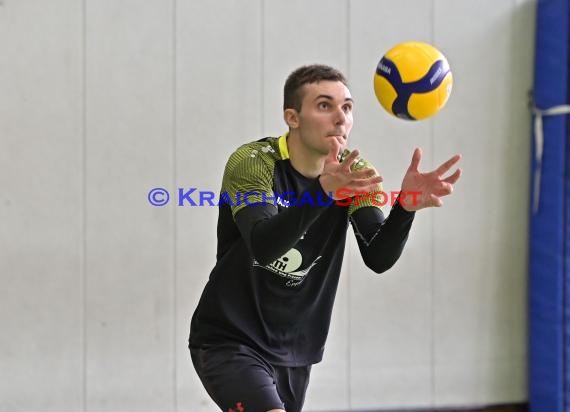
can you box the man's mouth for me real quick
[327,134,346,144]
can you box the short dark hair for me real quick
[283,64,348,111]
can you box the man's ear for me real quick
[283,108,299,129]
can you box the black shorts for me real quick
[190,343,311,412]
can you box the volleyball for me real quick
[373,41,453,120]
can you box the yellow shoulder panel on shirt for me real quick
[221,137,283,217]
[278,132,290,159]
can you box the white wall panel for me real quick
[0,0,536,410]
[84,2,175,411]
[263,0,349,135]
[504,0,535,401]
[175,0,262,410]
[432,0,532,406]
[348,0,436,409]
[0,1,83,411]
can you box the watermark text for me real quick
[148,188,421,208]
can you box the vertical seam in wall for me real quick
[346,0,352,409]
[430,0,436,408]
[509,0,517,399]
[81,0,87,410]
[172,0,178,410]
[260,0,265,136]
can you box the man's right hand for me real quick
[318,140,383,200]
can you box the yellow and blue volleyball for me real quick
[374,42,453,121]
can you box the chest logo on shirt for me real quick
[253,248,321,287]
[249,145,275,158]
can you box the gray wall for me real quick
[0,0,535,411]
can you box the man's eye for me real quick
[318,102,329,109]
[343,105,353,113]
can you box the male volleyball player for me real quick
[189,64,461,412]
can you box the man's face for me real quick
[291,80,354,156]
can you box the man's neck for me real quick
[286,132,325,179]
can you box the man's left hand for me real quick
[399,148,462,211]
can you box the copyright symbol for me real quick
[148,188,169,206]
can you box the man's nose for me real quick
[334,107,346,125]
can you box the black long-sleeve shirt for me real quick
[189,134,415,366]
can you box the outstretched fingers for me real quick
[355,176,384,190]
[344,167,383,194]
[408,147,422,173]
[432,181,453,196]
[325,139,344,165]
[351,167,380,180]
[430,193,443,207]
[442,168,462,184]
[340,149,361,170]
[435,154,462,177]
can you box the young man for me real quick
[189,64,461,412]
